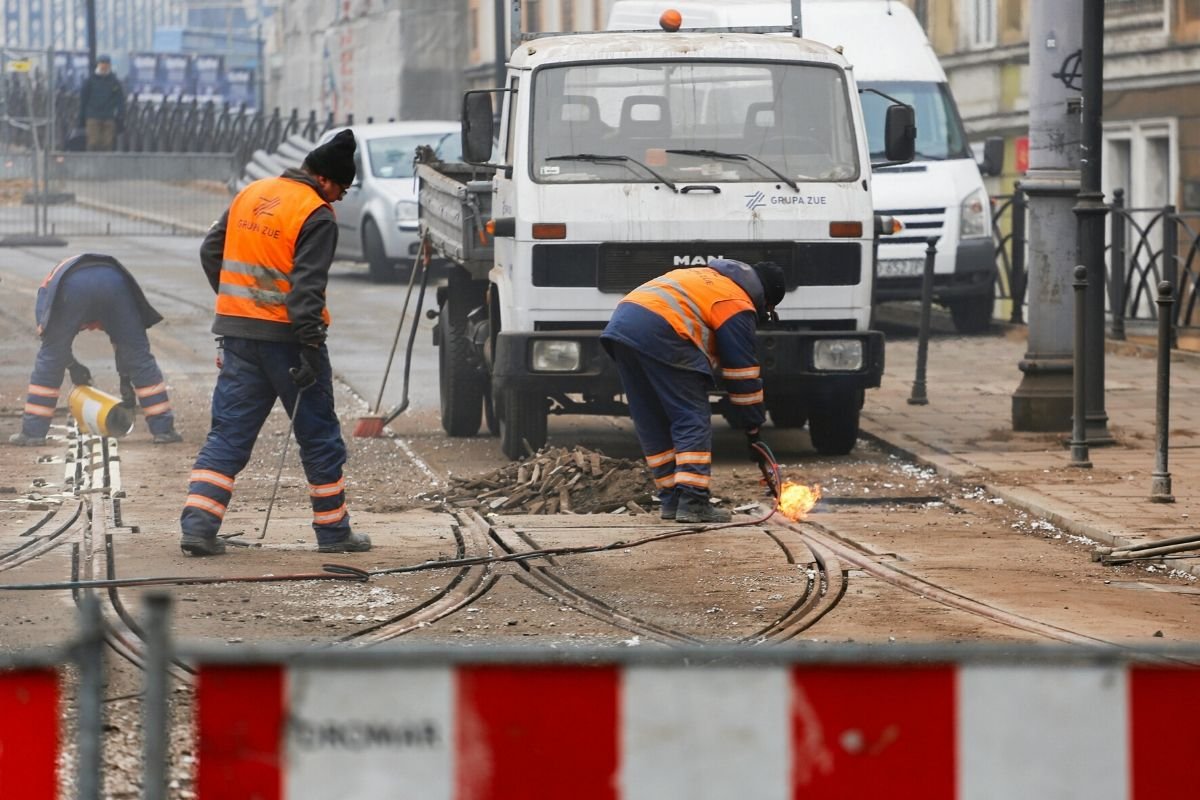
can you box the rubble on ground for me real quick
[426,446,658,514]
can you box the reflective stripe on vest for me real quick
[623,268,755,365]
[216,176,332,325]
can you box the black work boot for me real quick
[9,432,47,446]
[153,429,183,444]
[674,493,732,524]
[180,533,227,556]
[660,489,680,520]
[318,531,372,553]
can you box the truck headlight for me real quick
[959,187,989,239]
[813,339,863,371]
[395,200,419,224]
[531,340,581,372]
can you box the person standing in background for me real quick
[78,54,125,151]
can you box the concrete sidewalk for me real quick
[864,325,1200,572]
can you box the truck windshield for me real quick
[366,132,460,179]
[530,60,860,184]
[860,81,970,161]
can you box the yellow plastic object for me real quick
[68,385,134,437]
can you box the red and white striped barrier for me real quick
[195,660,1200,799]
[0,668,60,797]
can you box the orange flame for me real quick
[778,481,822,520]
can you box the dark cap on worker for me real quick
[303,129,357,187]
[97,54,112,64]
[752,261,786,310]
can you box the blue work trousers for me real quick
[180,336,351,545]
[610,341,714,503]
[21,266,174,438]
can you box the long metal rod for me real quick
[259,386,306,540]
[1151,280,1174,502]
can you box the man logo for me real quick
[744,191,766,211]
[254,196,281,217]
[673,255,724,266]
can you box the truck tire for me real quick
[497,387,547,460]
[947,294,995,334]
[438,272,485,437]
[766,394,807,429]
[807,390,862,455]
[364,219,401,283]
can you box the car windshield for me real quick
[530,60,860,184]
[860,81,969,161]
[366,132,460,178]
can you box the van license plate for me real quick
[878,258,926,278]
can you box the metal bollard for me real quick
[1070,265,1092,468]
[142,594,173,800]
[1163,205,1178,349]
[1009,184,1027,325]
[1151,281,1175,502]
[1109,189,1126,341]
[908,237,938,406]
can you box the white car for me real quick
[319,121,462,282]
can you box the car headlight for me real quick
[395,200,419,224]
[960,187,989,239]
[813,339,863,371]
[531,340,581,372]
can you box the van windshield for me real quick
[366,132,460,179]
[860,81,970,161]
[530,60,860,184]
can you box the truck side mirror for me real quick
[884,103,916,164]
[462,91,495,165]
[981,136,1004,176]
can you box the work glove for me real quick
[746,428,768,467]
[68,360,93,387]
[289,346,321,389]
[119,375,136,409]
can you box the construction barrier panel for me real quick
[190,652,1200,799]
[0,666,60,797]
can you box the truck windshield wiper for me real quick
[666,149,799,192]
[545,153,678,193]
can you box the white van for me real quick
[608,0,1004,333]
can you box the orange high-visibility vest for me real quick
[623,267,754,366]
[216,177,332,326]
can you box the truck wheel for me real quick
[497,387,547,460]
[766,395,807,429]
[947,294,995,335]
[807,391,862,455]
[438,272,485,436]
[363,219,400,283]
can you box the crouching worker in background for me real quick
[601,259,785,523]
[9,253,182,446]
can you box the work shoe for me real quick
[318,531,372,553]
[152,430,184,444]
[8,432,47,446]
[180,533,227,556]
[674,495,732,524]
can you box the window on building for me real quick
[963,0,997,48]
[1177,0,1200,39]
[1105,0,1165,16]
[526,0,542,32]
[469,1,480,58]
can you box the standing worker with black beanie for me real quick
[179,129,371,556]
[601,259,787,523]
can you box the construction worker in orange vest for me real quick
[601,259,785,523]
[9,253,182,446]
[179,129,370,556]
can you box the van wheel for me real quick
[496,387,547,460]
[438,272,485,436]
[364,219,399,283]
[808,390,861,455]
[947,294,995,334]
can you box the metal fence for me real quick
[990,184,1200,337]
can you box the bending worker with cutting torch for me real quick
[179,130,370,556]
[601,259,786,523]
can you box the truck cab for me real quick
[424,22,914,459]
